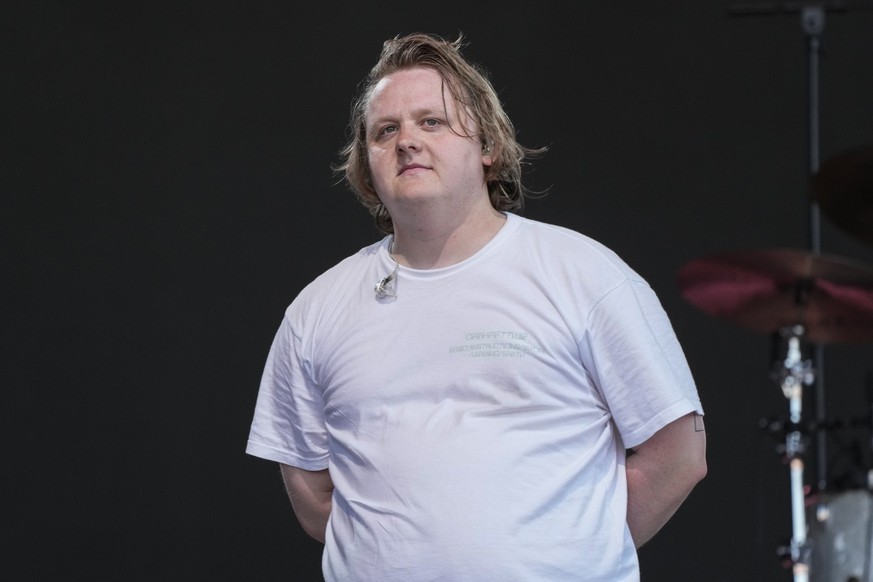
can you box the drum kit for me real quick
[677,160,873,579]
[678,4,873,580]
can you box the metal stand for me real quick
[800,4,831,499]
[774,325,816,581]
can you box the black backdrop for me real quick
[4,2,873,580]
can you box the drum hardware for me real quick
[760,416,873,451]
[776,324,816,576]
[702,4,872,580]
[678,249,873,580]
[761,413,873,495]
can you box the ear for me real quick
[481,140,494,167]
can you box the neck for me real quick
[391,206,506,269]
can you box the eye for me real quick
[422,118,442,128]
[377,124,398,138]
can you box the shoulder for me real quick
[285,238,388,317]
[507,213,644,283]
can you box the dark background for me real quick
[4,1,873,580]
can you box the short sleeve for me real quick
[581,279,703,449]
[245,311,330,469]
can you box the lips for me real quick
[398,163,429,175]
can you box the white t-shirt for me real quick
[247,212,703,581]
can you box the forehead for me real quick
[366,67,458,118]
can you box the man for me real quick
[247,33,706,581]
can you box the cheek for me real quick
[368,146,389,168]
[368,143,389,159]
[368,145,391,169]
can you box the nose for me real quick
[396,125,418,154]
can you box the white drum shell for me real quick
[809,489,873,582]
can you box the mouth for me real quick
[398,163,428,176]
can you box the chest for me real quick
[307,275,605,429]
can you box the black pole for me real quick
[800,5,829,494]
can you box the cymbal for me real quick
[811,144,873,246]
[677,248,873,343]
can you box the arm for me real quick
[625,412,707,548]
[280,464,334,543]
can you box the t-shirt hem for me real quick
[245,440,329,470]
[622,399,703,449]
